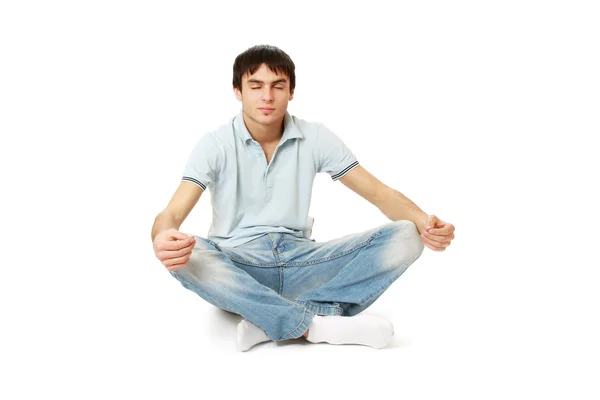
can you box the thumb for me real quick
[425,215,439,230]
[167,229,191,241]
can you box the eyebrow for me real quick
[246,79,288,85]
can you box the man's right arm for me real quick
[151,181,204,242]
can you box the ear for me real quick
[233,87,242,101]
[289,88,294,101]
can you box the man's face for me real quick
[234,63,294,128]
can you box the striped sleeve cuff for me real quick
[331,161,359,181]
[182,176,206,191]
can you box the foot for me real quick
[305,314,394,349]
[236,319,271,351]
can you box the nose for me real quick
[261,87,274,102]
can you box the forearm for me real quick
[151,210,180,242]
[375,186,429,234]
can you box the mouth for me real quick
[258,108,275,114]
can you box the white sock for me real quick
[305,314,394,349]
[236,319,271,352]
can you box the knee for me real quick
[184,236,224,269]
[172,237,233,284]
[170,236,217,274]
[394,220,424,258]
[382,220,425,264]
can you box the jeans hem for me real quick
[279,308,315,340]
[293,300,344,316]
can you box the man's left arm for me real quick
[339,165,455,251]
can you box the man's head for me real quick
[233,45,295,128]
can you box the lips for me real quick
[258,108,275,114]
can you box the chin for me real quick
[255,112,281,124]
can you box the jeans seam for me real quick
[283,234,379,267]
[173,270,309,339]
[280,308,313,340]
[278,266,284,296]
[205,238,275,267]
[226,257,278,267]
[226,230,383,267]
[294,300,344,315]
[205,238,223,252]
[294,300,340,310]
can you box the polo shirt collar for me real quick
[234,110,304,145]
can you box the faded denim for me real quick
[169,220,424,341]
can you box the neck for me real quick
[242,111,285,145]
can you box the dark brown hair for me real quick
[232,44,295,92]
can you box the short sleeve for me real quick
[181,133,221,191]
[316,124,359,181]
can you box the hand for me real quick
[420,214,455,252]
[153,228,196,271]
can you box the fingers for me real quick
[153,230,197,271]
[158,240,195,261]
[167,262,189,272]
[164,252,192,267]
[159,235,196,251]
[167,229,190,241]
[423,241,445,252]
[421,234,447,251]
[163,248,192,271]
[427,224,455,236]
[165,252,192,271]
[425,214,440,230]
[427,225,454,236]
[423,231,454,243]
[421,231,453,251]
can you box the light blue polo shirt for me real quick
[181,110,359,247]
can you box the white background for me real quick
[1,0,599,399]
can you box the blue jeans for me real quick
[169,220,424,341]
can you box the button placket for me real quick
[263,143,282,192]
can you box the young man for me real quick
[151,44,455,351]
